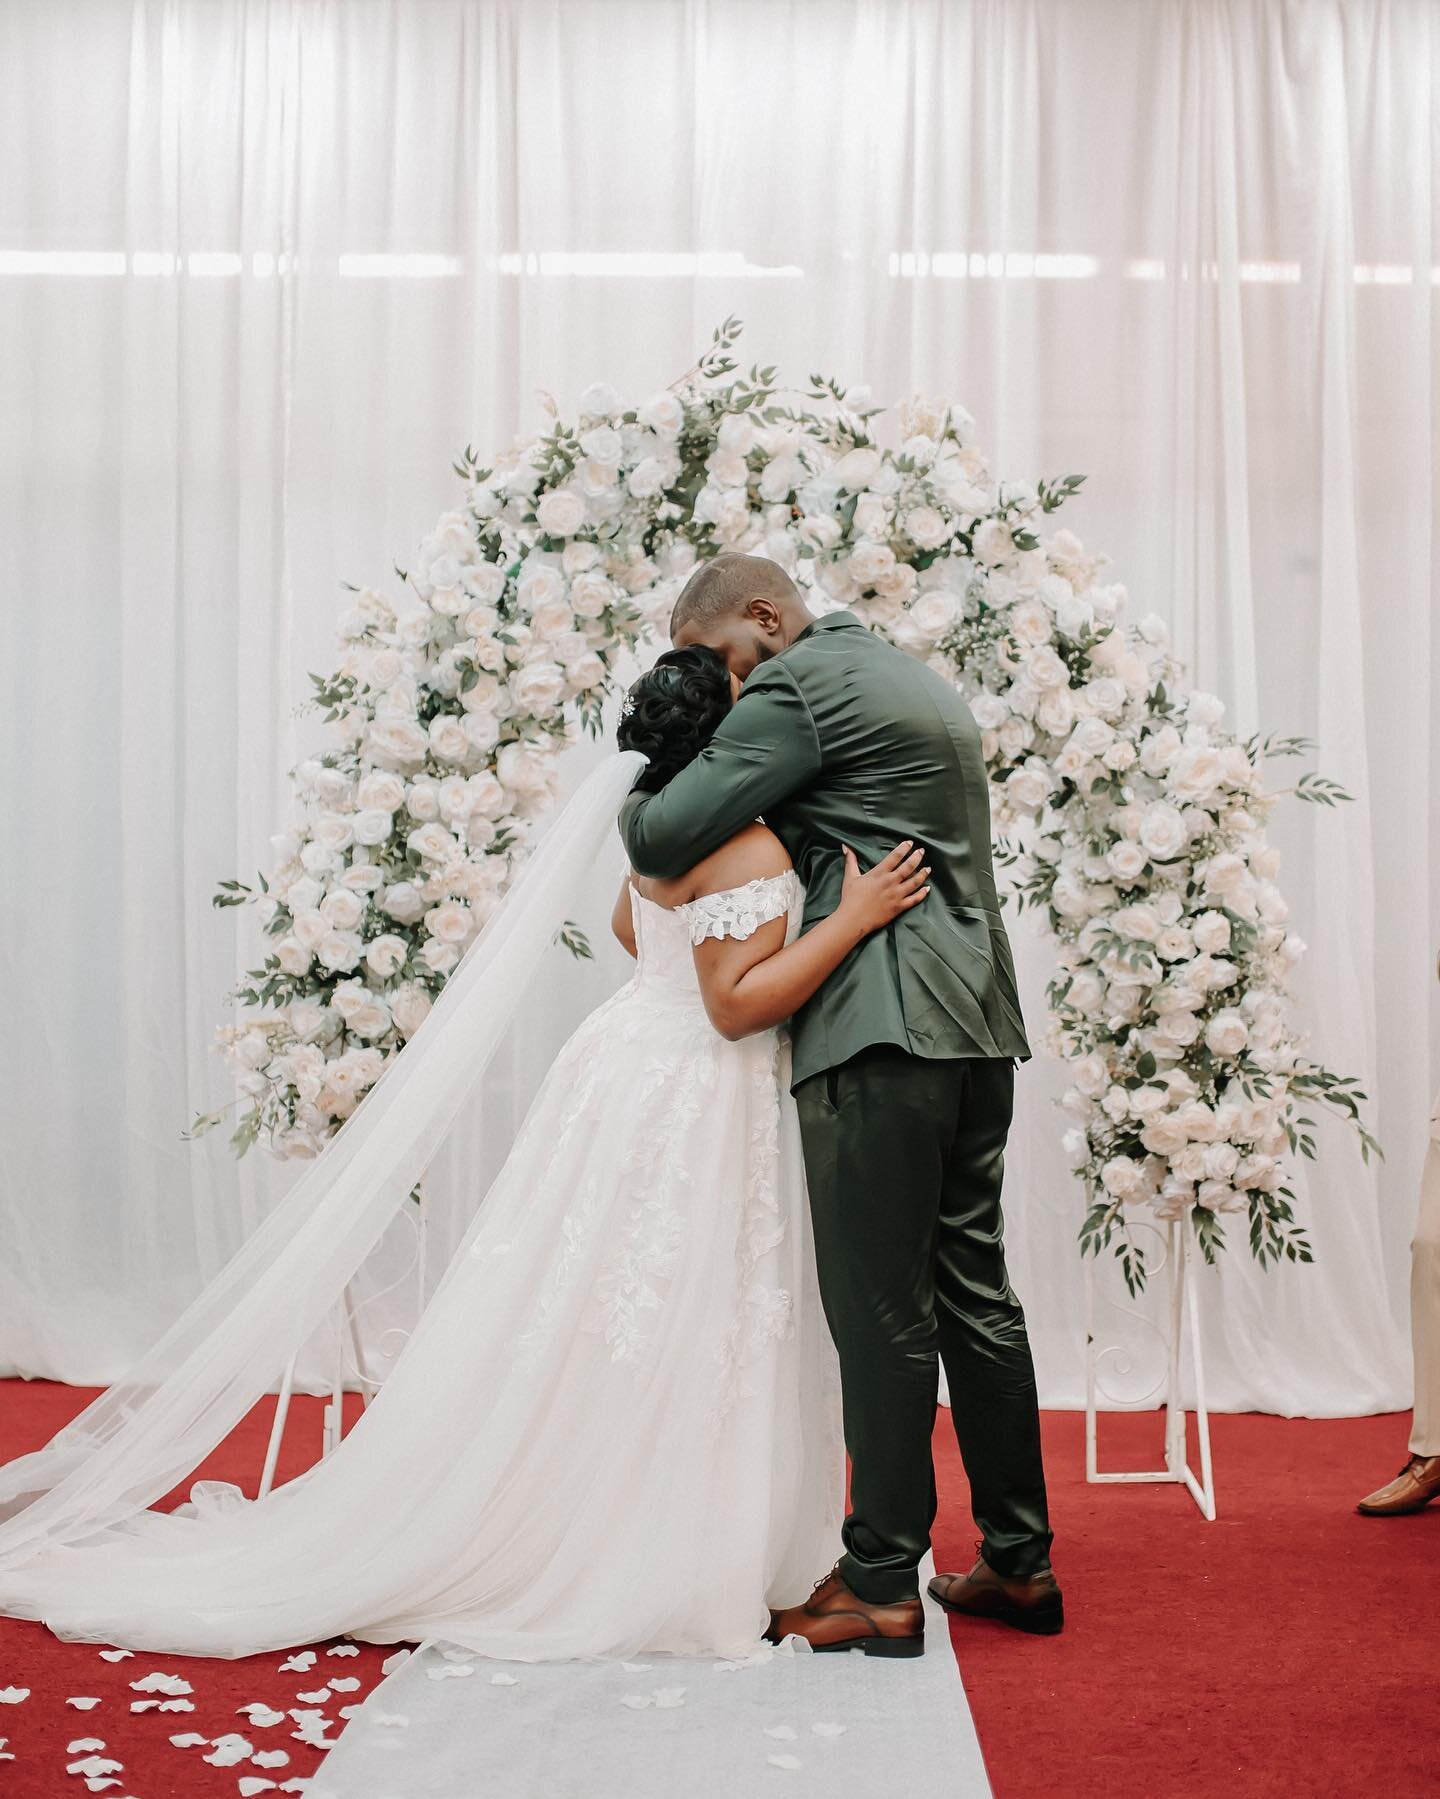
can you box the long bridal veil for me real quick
[0,748,648,1566]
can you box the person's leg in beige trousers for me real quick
[1357,1088,1440,1514]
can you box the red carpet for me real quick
[0,1382,1435,1797]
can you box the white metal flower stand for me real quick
[257,1188,429,1499]
[1084,1216,1216,1520]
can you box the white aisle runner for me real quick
[312,1556,992,1798]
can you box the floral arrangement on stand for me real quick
[196,318,1376,1290]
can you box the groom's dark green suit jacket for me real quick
[619,610,1031,1090]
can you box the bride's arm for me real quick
[694,841,929,1041]
[610,871,638,958]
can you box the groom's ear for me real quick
[746,595,783,636]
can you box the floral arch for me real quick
[202,321,1373,1289]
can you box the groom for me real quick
[620,552,1060,1653]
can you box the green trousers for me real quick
[794,1044,1053,1603]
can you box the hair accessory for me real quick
[619,691,636,718]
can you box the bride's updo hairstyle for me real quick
[617,645,732,793]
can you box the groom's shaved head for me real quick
[669,553,802,638]
[669,554,814,684]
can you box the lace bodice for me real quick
[629,871,803,997]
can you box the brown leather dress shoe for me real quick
[1356,1453,1440,1516]
[764,1566,925,1658]
[928,1545,1064,1635]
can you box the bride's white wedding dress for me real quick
[0,869,843,1662]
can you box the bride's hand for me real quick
[838,841,930,934]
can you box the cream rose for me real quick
[1204,1010,1249,1058]
[390,983,433,1037]
[508,660,568,714]
[364,933,409,979]
[1138,802,1188,861]
[535,489,587,537]
[356,769,405,812]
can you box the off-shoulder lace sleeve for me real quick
[678,871,800,946]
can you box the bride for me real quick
[0,644,929,1663]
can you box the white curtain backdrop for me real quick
[1,0,1434,1416]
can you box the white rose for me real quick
[1112,904,1163,946]
[907,589,960,639]
[282,874,322,914]
[428,715,472,765]
[320,889,365,931]
[1140,1115,1190,1157]
[1201,852,1248,897]
[462,560,506,605]
[508,660,568,714]
[343,997,392,1039]
[1168,744,1225,803]
[759,455,807,502]
[496,740,553,795]
[424,900,474,945]
[1138,802,1188,861]
[577,380,621,419]
[1201,1141,1241,1181]
[366,718,429,764]
[380,881,425,924]
[356,769,405,812]
[1010,599,1052,646]
[461,709,501,755]
[1155,925,1195,961]
[535,489,587,537]
[1056,590,1095,638]
[390,982,433,1037]
[627,456,668,499]
[1063,970,1105,1016]
[290,908,328,951]
[1035,688,1075,737]
[1072,1052,1110,1097]
[1186,690,1226,728]
[1204,1010,1249,1058]
[1082,676,1127,721]
[364,933,409,978]
[637,390,684,437]
[405,781,440,822]
[847,540,895,586]
[998,716,1035,759]
[1155,1009,1202,1046]
[568,572,612,619]
[1190,910,1231,955]
[421,938,461,975]
[406,822,457,862]
[971,518,1016,568]
[1100,1156,1146,1201]
[717,410,758,454]
[566,651,606,690]
[1139,724,1182,777]
[833,446,881,490]
[530,597,575,640]
[275,935,312,976]
[1024,646,1069,691]
[1004,761,1050,812]
[465,771,508,819]
[1105,840,1147,885]
[904,506,950,550]
[317,930,363,973]
[299,839,339,876]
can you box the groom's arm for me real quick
[620,659,822,879]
